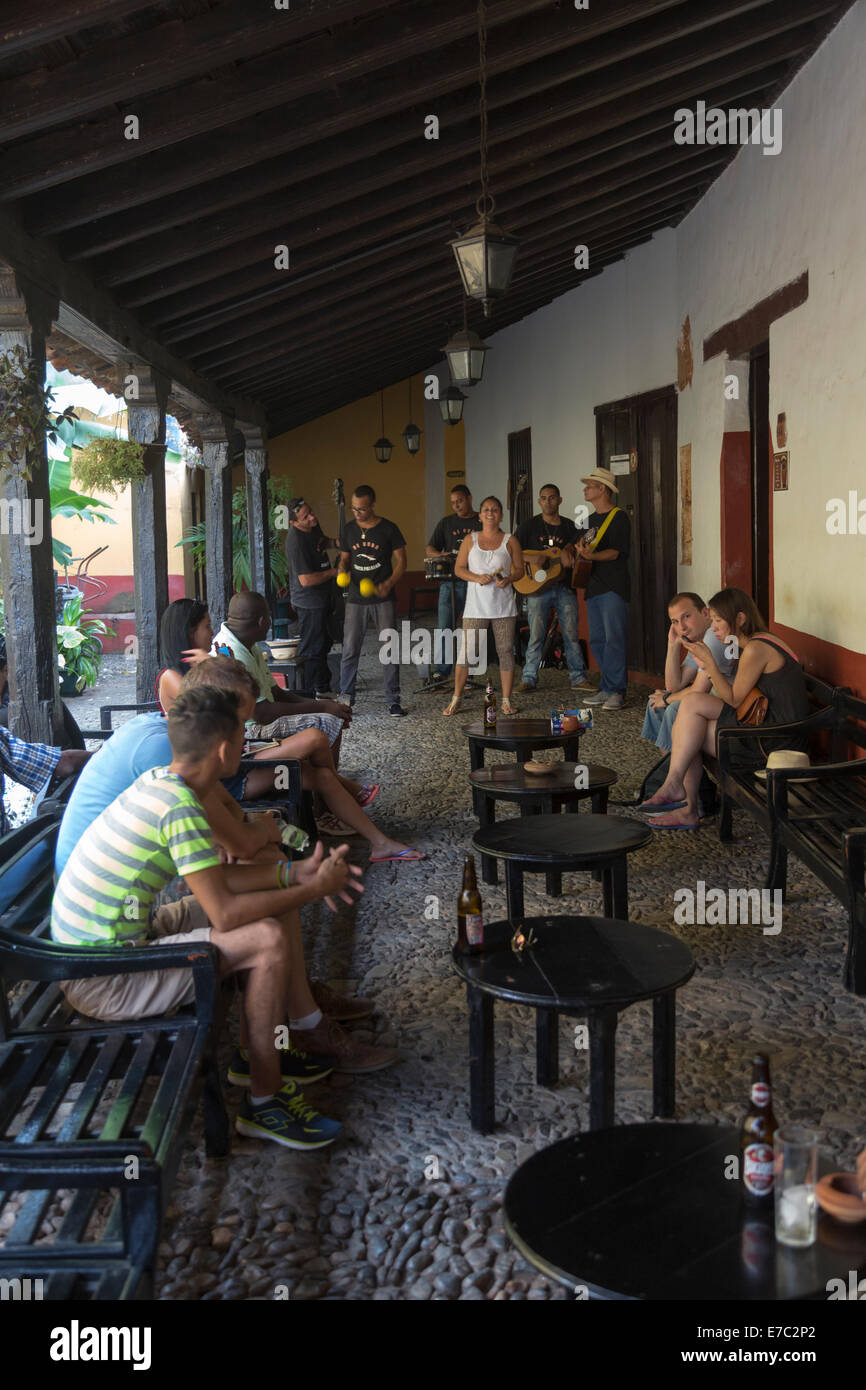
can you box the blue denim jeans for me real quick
[586,591,629,696]
[641,699,679,751]
[522,586,586,686]
[432,579,468,677]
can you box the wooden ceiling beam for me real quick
[2,0,558,200]
[97,13,818,291]
[38,0,763,242]
[0,0,160,58]
[0,0,412,142]
[186,149,724,369]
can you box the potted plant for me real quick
[73,436,146,496]
[56,591,114,696]
[178,476,294,596]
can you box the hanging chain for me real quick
[478,0,489,214]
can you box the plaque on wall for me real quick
[773,452,789,491]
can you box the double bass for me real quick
[326,477,346,645]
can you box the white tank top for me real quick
[462,532,517,619]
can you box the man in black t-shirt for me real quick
[337,485,407,715]
[425,484,480,683]
[515,484,591,693]
[576,468,631,710]
[285,498,339,695]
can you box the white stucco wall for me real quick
[462,1,866,657]
[464,231,677,525]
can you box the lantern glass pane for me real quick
[456,241,485,298]
[486,240,518,295]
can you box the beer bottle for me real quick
[456,854,484,954]
[484,678,496,732]
[740,1052,778,1208]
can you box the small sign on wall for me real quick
[680,443,693,565]
[609,452,631,476]
[773,452,789,491]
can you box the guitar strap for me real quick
[588,506,621,551]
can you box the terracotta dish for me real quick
[815,1172,866,1224]
[560,715,581,733]
[524,760,556,775]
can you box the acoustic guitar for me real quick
[514,547,564,596]
[572,508,622,590]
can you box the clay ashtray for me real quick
[560,715,581,733]
[815,1172,866,1224]
[524,760,556,775]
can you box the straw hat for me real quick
[755,750,815,782]
[580,467,619,494]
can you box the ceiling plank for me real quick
[0,0,161,58]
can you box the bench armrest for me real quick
[235,755,303,802]
[843,827,866,901]
[0,931,222,1027]
[716,706,836,773]
[99,701,160,730]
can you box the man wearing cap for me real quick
[285,498,339,697]
[516,483,592,694]
[576,468,631,711]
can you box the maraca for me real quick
[336,571,350,588]
[359,578,376,598]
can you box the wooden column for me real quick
[128,367,170,704]
[196,412,234,632]
[0,263,63,745]
[240,425,270,602]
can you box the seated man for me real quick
[51,687,394,1150]
[0,718,90,837]
[55,657,412,1052]
[642,592,736,751]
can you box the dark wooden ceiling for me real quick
[0,0,855,436]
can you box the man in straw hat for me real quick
[576,468,631,711]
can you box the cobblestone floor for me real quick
[19,646,866,1300]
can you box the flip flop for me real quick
[648,816,700,831]
[369,849,427,863]
[636,797,687,813]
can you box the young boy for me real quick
[51,686,365,1150]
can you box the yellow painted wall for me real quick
[267,375,429,563]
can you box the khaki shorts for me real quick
[61,896,213,1023]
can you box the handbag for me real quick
[736,686,769,726]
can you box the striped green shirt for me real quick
[51,768,221,947]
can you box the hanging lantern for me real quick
[439,384,466,426]
[450,0,519,316]
[401,377,422,454]
[372,389,393,463]
[443,307,490,388]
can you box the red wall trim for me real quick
[719,430,752,591]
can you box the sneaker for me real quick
[310,979,375,1022]
[315,690,335,701]
[227,1043,335,1088]
[602,693,624,710]
[290,1016,399,1073]
[389,703,407,717]
[355,783,380,809]
[518,680,537,693]
[338,693,355,708]
[235,1081,343,1150]
[317,812,360,837]
[581,690,611,706]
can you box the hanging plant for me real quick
[73,436,146,496]
[0,346,77,481]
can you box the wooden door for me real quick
[594,386,678,675]
[507,428,532,533]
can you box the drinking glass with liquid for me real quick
[774,1126,820,1247]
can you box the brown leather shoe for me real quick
[310,979,375,1022]
[290,1016,398,1073]
[517,680,537,693]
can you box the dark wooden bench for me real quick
[0,815,228,1301]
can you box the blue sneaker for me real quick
[227,1044,335,1088]
[235,1081,342,1150]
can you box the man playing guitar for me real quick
[516,483,591,694]
[576,467,631,711]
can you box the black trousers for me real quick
[295,606,333,692]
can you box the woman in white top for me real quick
[443,495,523,715]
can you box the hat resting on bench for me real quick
[755,750,816,782]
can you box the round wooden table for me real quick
[452,917,695,1133]
[471,813,652,920]
[462,718,584,817]
[504,1123,866,1300]
[468,762,618,888]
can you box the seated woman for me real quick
[443,496,523,716]
[157,598,378,832]
[639,587,809,830]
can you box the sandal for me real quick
[501,698,517,716]
[443,696,463,716]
